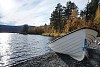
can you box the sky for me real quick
[0,0,90,26]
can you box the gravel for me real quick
[10,48,100,67]
[10,51,68,67]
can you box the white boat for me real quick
[49,28,98,61]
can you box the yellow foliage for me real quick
[94,4,100,24]
[70,9,78,18]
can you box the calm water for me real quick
[0,33,52,67]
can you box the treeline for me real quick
[28,0,100,36]
[28,24,50,35]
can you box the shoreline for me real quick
[42,33,66,37]
[10,48,100,67]
[10,51,68,67]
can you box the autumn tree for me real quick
[94,2,100,24]
[64,1,78,32]
[50,1,78,33]
[94,1,100,36]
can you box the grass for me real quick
[42,33,66,37]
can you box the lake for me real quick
[0,33,52,67]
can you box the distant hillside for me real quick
[0,25,23,33]
[0,25,35,33]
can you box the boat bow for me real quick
[49,28,98,61]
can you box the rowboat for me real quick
[49,28,98,61]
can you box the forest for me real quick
[28,0,100,36]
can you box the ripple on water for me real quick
[0,33,52,66]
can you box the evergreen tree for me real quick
[50,3,63,33]
[22,24,28,34]
[64,1,77,20]
[50,1,78,33]
[64,1,78,32]
[85,0,99,22]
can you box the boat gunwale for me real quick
[49,27,98,44]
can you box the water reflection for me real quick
[0,33,52,66]
[0,33,11,43]
[0,33,11,66]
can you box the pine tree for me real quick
[50,3,63,33]
[85,0,99,22]
[50,1,78,33]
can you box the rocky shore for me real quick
[10,51,68,67]
[10,48,100,67]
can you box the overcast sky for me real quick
[0,0,90,26]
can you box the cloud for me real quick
[0,0,89,26]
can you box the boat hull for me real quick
[49,29,98,61]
